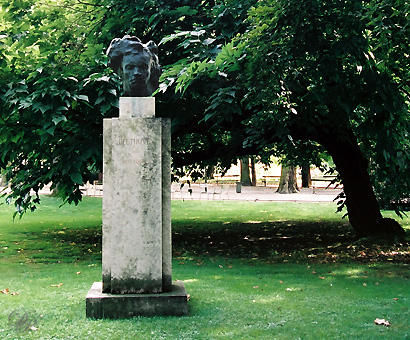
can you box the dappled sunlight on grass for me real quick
[172,201,410,264]
[181,278,199,283]
[2,198,409,266]
[0,197,409,338]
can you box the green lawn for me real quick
[0,196,409,339]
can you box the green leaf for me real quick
[77,95,89,102]
[70,172,83,185]
[46,126,56,136]
[52,115,67,125]
[39,104,53,114]
[108,89,117,96]
[95,96,104,105]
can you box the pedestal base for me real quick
[86,281,189,319]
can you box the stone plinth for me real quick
[86,281,188,319]
[86,97,187,318]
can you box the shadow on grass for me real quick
[6,219,410,265]
[0,227,103,264]
[173,220,410,264]
[173,221,353,258]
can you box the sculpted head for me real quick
[107,36,161,97]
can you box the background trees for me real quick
[0,0,257,212]
[162,0,410,236]
[0,1,123,213]
[241,0,409,236]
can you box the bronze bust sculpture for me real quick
[107,35,161,97]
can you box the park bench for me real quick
[311,175,339,193]
[93,180,103,196]
[261,175,281,186]
[198,183,230,200]
[213,174,239,184]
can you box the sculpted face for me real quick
[106,36,161,97]
[122,52,152,97]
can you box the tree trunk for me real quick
[319,131,405,238]
[240,157,252,186]
[50,183,62,197]
[301,162,311,188]
[205,165,214,180]
[250,157,257,186]
[276,165,299,194]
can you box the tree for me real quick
[277,165,298,194]
[242,0,409,236]
[0,0,120,214]
[240,157,252,186]
[250,157,257,186]
[165,0,409,237]
[0,0,234,213]
[0,0,263,214]
[301,162,311,188]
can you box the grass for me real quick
[0,196,409,339]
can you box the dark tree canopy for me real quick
[241,0,410,236]
[161,0,410,236]
[0,0,409,237]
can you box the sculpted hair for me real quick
[106,35,161,95]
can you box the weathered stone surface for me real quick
[110,117,163,294]
[119,97,155,118]
[86,281,189,319]
[102,118,114,293]
[161,118,172,292]
[90,97,186,318]
[101,98,172,295]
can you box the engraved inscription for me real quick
[121,160,155,166]
[116,138,148,146]
[123,160,142,164]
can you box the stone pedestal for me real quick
[86,97,188,318]
[86,281,188,319]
